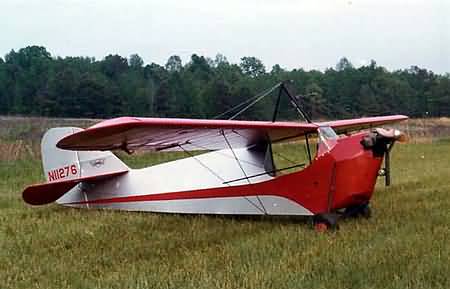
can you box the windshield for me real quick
[317,126,338,155]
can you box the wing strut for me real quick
[223,163,306,185]
[305,133,313,164]
[272,81,312,123]
[178,141,267,215]
[221,130,267,215]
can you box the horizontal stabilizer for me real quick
[23,171,128,205]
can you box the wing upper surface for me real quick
[57,117,317,152]
[57,115,408,152]
[318,115,408,133]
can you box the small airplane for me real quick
[22,82,408,229]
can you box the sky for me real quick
[1,0,449,73]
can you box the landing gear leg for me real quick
[313,213,340,232]
[344,203,372,219]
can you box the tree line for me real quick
[0,45,449,121]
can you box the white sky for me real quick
[1,0,449,73]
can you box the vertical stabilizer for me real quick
[41,127,128,183]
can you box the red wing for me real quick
[57,115,408,152]
[57,117,318,152]
[318,115,408,133]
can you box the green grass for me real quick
[1,143,449,289]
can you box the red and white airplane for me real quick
[22,83,408,229]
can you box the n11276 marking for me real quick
[48,165,78,181]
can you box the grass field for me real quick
[1,118,449,289]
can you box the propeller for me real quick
[374,128,407,186]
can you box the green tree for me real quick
[304,82,326,120]
[165,55,182,72]
[4,46,52,114]
[101,54,128,79]
[240,56,266,78]
[429,76,450,117]
[336,57,354,71]
[129,54,144,69]
[213,53,228,67]
[1,46,449,120]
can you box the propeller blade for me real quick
[384,145,391,186]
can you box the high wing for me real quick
[57,117,317,152]
[319,115,408,134]
[57,115,407,152]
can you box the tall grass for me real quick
[1,141,449,289]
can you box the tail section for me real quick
[41,127,128,182]
[23,127,129,205]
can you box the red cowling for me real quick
[250,132,383,214]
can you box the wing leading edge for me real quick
[57,117,318,152]
[57,115,407,152]
[318,115,409,134]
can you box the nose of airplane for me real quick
[375,128,408,142]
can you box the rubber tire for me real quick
[344,203,371,219]
[360,205,372,219]
[313,213,340,231]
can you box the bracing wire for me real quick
[213,82,282,120]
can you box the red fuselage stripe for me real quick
[68,184,279,206]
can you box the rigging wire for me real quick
[221,130,267,214]
[178,143,267,215]
[177,144,226,183]
[213,82,282,120]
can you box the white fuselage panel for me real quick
[57,148,313,216]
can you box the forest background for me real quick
[1,46,449,120]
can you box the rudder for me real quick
[42,127,128,183]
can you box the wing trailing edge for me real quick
[56,115,408,153]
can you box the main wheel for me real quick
[314,222,329,232]
[344,203,371,219]
[360,205,371,219]
[313,213,340,231]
